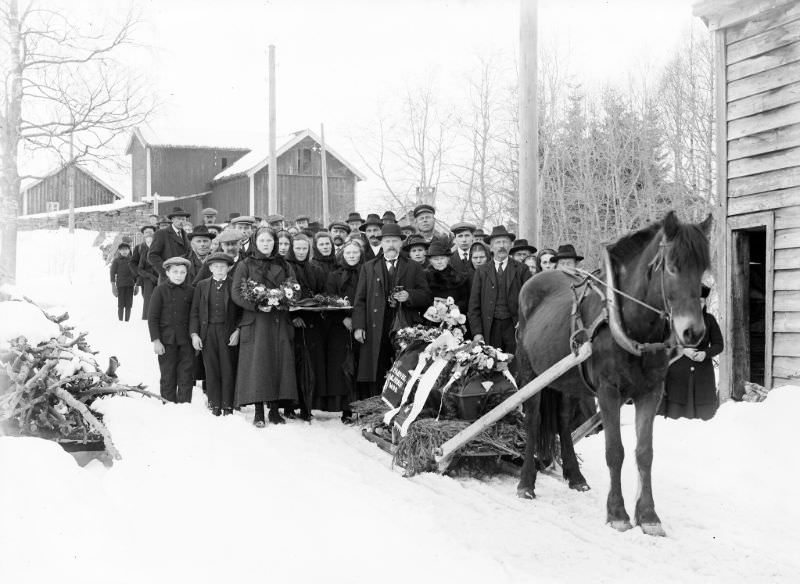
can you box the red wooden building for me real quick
[20,161,123,215]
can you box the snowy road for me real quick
[2,230,799,584]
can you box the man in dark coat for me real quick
[468,225,531,355]
[148,256,195,403]
[353,223,432,395]
[449,222,477,277]
[359,213,384,261]
[185,224,216,282]
[148,207,191,282]
[192,229,242,285]
[131,225,159,319]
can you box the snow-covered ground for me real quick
[2,229,799,584]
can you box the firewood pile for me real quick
[0,293,162,460]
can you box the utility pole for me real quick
[68,118,75,233]
[268,44,278,216]
[518,0,539,245]
[320,124,329,226]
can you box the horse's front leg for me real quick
[633,386,666,537]
[598,386,631,531]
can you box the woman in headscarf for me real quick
[231,227,298,426]
[323,239,364,421]
[285,233,327,420]
[276,230,293,257]
[311,231,337,279]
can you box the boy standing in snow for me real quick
[110,242,136,322]
[148,257,195,403]
[190,252,241,416]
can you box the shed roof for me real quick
[693,0,795,30]
[20,160,125,200]
[212,129,367,183]
[125,124,252,154]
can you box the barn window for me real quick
[46,201,60,213]
[297,148,312,174]
[221,157,228,169]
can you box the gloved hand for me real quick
[112,283,118,298]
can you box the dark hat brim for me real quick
[555,253,583,262]
[403,239,430,250]
[378,232,407,241]
[167,211,191,219]
[187,231,216,240]
[359,221,383,232]
[139,225,157,233]
[510,245,537,254]
[488,231,516,242]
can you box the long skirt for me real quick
[235,309,297,407]
[293,312,326,411]
[319,318,358,412]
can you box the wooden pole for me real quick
[268,45,278,216]
[518,0,538,246]
[68,129,75,234]
[435,342,592,473]
[320,124,329,226]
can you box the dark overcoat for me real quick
[148,227,190,279]
[363,245,383,262]
[129,242,147,284]
[467,258,531,337]
[662,311,724,420]
[352,256,432,382]
[147,281,195,345]
[425,264,470,315]
[192,256,241,286]
[324,264,361,405]
[230,253,298,406]
[110,256,136,288]
[189,276,242,341]
[449,249,475,278]
[186,251,206,284]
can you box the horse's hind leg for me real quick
[517,394,540,499]
[558,396,589,491]
[633,387,666,537]
[598,386,631,531]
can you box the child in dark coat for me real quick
[110,242,136,321]
[148,256,195,403]
[190,253,242,416]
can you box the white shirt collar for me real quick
[495,258,506,270]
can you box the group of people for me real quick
[109,202,721,425]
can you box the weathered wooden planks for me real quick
[775,248,800,269]
[728,41,800,82]
[772,355,800,379]
[772,376,798,387]
[727,18,800,65]
[774,268,800,290]
[728,166,800,197]
[728,122,800,159]
[728,60,800,102]
[728,186,800,215]
[728,145,800,178]
[773,332,800,356]
[728,81,800,120]
[775,227,800,248]
[775,205,800,229]
[775,290,800,311]
[728,102,800,140]
[726,3,800,44]
[774,311,800,332]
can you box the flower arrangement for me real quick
[240,278,301,310]
[294,294,351,308]
[393,325,441,351]
[423,297,467,332]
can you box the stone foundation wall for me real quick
[18,203,151,234]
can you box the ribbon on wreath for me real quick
[383,354,431,425]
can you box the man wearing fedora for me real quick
[346,211,365,233]
[186,225,216,283]
[148,207,192,283]
[468,225,531,356]
[353,223,432,396]
[381,210,397,225]
[554,244,584,271]
[449,222,477,277]
[360,213,384,261]
[510,238,537,264]
[192,229,243,285]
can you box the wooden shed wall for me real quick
[130,137,147,202]
[720,2,800,393]
[23,165,118,215]
[150,147,248,199]
[207,176,250,223]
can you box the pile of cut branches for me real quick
[0,296,162,460]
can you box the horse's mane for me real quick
[608,216,710,272]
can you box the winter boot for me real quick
[283,408,297,419]
[253,402,266,428]
[222,408,233,416]
[268,406,286,425]
[298,409,312,422]
[211,406,221,417]
[341,410,354,425]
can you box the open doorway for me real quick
[731,227,766,398]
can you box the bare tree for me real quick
[0,0,154,282]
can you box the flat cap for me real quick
[205,252,234,266]
[163,256,192,269]
[229,215,256,225]
[450,222,477,234]
[217,229,245,243]
[412,204,436,218]
[201,207,218,215]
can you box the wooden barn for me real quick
[125,126,251,223]
[695,0,800,397]
[208,129,365,222]
[20,161,123,215]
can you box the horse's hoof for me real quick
[609,520,633,532]
[517,488,536,500]
[569,481,591,492]
[640,523,666,537]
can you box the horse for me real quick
[515,211,712,536]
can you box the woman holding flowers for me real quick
[424,240,470,315]
[231,226,298,426]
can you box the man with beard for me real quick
[353,223,432,396]
[148,207,192,283]
[449,222,477,277]
[201,207,218,226]
[359,213,383,261]
[192,229,242,285]
[328,221,350,253]
[346,212,365,233]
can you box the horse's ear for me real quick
[699,213,713,237]
[662,210,679,240]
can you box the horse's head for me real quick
[659,211,712,347]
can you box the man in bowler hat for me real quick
[554,244,584,271]
[148,207,191,283]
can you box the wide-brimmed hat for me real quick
[328,221,349,232]
[167,207,191,219]
[140,224,156,234]
[217,230,245,244]
[412,204,435,218]
[426,240,452,257]
[229,215,256,226]
[163,256,192,270]
[382,210,397,224]
[201,207,217,216]
[347,212,365,224]
[400,224,418,235]
[510,238,537,255]
[205,252,234,266]
[487,225,516,242]
[554,244,583,262]
[402,233,429,250]
[359,213,383,232]
[187,225,216,240]
[450,222,477,235]
[378,223,406,241]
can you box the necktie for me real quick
[388,259,396,277]
[497,262,504,277]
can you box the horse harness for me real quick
[566,247,676,394]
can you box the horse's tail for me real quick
[536,387,561,464]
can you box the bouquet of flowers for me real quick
[240,278,300,310]
[294,294,351,308]
[393,325,441,352]
[423,297,467,341]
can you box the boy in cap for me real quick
[110,242,136,321]
[449,222,477,276]
[192,228,242,285]
[148,256,196,403]
[190,252,241,416]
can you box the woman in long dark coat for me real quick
[424,239,470,315]
[324,240,363,420]
[231,227,298,426]
[661,286,724,421]
[286,234,327,420]
[311,231,336,279]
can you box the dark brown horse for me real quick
[515,211,712,536]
